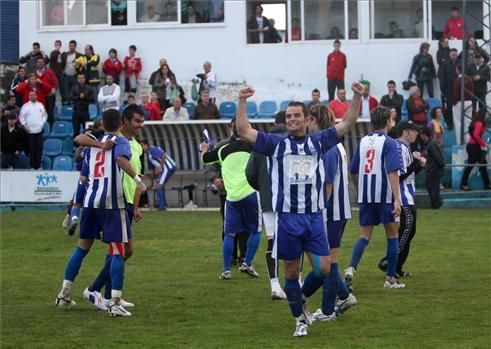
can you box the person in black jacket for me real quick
[247,4,273,44]
[70,73,94,138]
[466,53,490,112]
[420,127,445,208]
[439,48,459,129]
[19,42,49,75]
[380,80,404,123]
[409,42,436,98]
[1,114,25,169]
[246,111,287,300]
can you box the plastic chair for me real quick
[89,104,98,120]
[219,101,237,119]
[43,138,63,157]
[59,106,73,121]
[53,106,60,120]
[279,100,292,111]
[183,102,196,118]
[258,101,277,118]
[401,100,409,121]
[50,121,72,138]
[18,152,29,169]
[61,138,74,156]
[41,156,52,170]
[246,101,258,118]
[42,122,51,138]
[52,156,74,171]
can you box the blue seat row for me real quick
[55,104,99,121]
[43,138,74,157]
[41,155,73,171]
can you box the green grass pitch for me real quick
[1,209,490,348]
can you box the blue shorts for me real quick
[275,211,330,261]
[224,192,261,235]
[79,208,132,243]
[74,182,88,205]
[126,203,134,224]
[326,219,347,249]
[359,203,399,226]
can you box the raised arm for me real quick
[236,86,259,144]
[335,81,363,138]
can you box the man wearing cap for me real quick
[378,121,426,277]
[359,80,378,119]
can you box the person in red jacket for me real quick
[102,48,123,85]
[406,86,429,126]
[326,39,347,102]
[145,91,162,120]
[443,7,469,40]
[16,74,52,108]
[35,56,57,125]
[123,45,142,97]
[460,109,490,190]
[359,80,378,118]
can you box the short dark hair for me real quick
[474,52,482,59]
[312,88,320,94]
[102,109,122,132]
[275,111,286,125]
[18,66,25,72]
[77,72,86,77]
[69,40,77,46]
[32,42,40,48]
[36,56,45,62]
[451,6,459,11]
[420,126,432,138]
[287,101,308,118]
[333,39,341,45]
[370,106,392,129]
[387,80,396,85]
[109,48,117,55]
[55,40,61,45]
[127,94,136,100]
[129,45,136,51]
[431,107,443,119]
[140,138,149,146]
[122,105,145,122]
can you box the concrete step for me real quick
[442,197,491,209]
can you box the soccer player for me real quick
[236,82,363,337]
[344,106,405,290]
[140,139,176,210]
[378,121,426,277]
[200,118,262,280]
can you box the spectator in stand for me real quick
[111,0,127,25]
[138,91,150,119]
[149,58,167,87]
[460,110,491,191]
[102,48,123,85]
[49,40,64,101]
[1,113,24,169]
[467,53,490,112]
[307,88,322,108]
[428,107,445,148]
[437,37,450,105]
[328,88,350,119]
[440,48,459,130]
[139,4,160,22]
[19,91,47,169]
[406,86,429,126]
[161,1,177,21]
[1,95,21,127]
[144,91,162,120]
[10,67,27,108]
[60,40,82,105]
[328,26,342,40]
[123,45,142,97]
[443,6,469,40]
[163,97,189,120]
[120,94,137,112]
[359,80,378,118]
[420,127,445,209]
[98,74,121,112]
[413,8,424,38]
[291,18,301,41]
[326,39,347,102]
[380,80,404,123]
[19,42,48,74]
[387,21,403,38]
[71,73,93,138]
[182,2,202,23]
[349,28,358,39]
[15,74,51,107]
[74,45,101,104]
[35,56,58,125]
[194,89,220,120]
[268,19,283,43]
[197,61,217,103]
[453,64,474,145]
[152,63,177,111]
[247,4,273,44]
[459,37,490,66]
[409,42,436,98]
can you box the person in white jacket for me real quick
[19,91,47,169]
[98,75,121,112]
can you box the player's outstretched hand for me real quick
[239,86,255,99]
[137,181,147,193]
[392,199,402,216]
[101,139,115,151]
[351,81,365,96]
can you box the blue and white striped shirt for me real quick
[324,143,351,221]
[82,134,131,209]
[349,132,402,204]
[253,128,340,214]
[398,140,416,206]
[146,146,176,171]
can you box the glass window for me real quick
[305,0,345,41]
[86,0,109,25]
[290,0,301,41]
[42,0,65,26]
[372,0,424,39]
[136,0,178,23]
[432,1,484,40]
[246,1,284,44]
[66,0,84,25]
[181,0,224,24]
[111,0,127,25]
[348,0,358,39]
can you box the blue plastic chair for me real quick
[258,101,277,118]
[183,102,196,118]
[401,100,409,121]
[426,98,442,121]
[50,121,72,138]
[89,104,99,120]
[42,122,51,138]
[279,100,292,111]
[246,101,258,118]
[18,152,29,169]
[303,100,312,106]
[52,156,74,171]
[219,101,237,119]
[53,106,60,120]
[322,99,329,105]
[61,138,74,156]
[41,156,52,170]
[43,138,63,157]
[60,106,73,121]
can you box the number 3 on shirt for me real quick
[364,149,375,174]
[94,151,106,178]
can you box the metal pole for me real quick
[460,0,467,145]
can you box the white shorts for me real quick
[262,211,276,239]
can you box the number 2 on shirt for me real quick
[94,151,106,178]
[364,149,375,174]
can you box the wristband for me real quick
[134,175,142,183]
